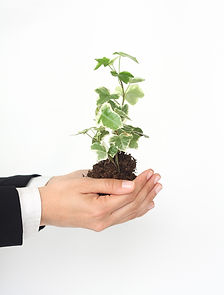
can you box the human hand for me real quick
[38,169,162,231]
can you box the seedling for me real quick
[73,52,149,180]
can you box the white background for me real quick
[0,0,223,294]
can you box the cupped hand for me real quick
[38,169,162,231]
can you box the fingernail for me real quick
[147,169,154,180]
[155,184,162,193]
[148,203,155,210]
[154,175,161,184]
[122,181,134,189]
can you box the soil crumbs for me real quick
[86,151,137,181]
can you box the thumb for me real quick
[81,177,135,195]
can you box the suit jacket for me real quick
[0,174,44,247]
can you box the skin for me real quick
[38,169,163,232]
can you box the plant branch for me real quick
[108,65,114,71]
[120,80,125,106]
[86,132,93,139]
[124,83,130,96]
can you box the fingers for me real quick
[134,173,161,205]
[102,169,154,212]
[109,172,159,216]
[114,201,155,225]
[136,182,162,214]
[80,177,135,195]
[133,169,154,196]
[108,173,162,225]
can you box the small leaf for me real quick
[97,96,110,105]
[94,57,111,70]
[95,87,111,105]
[108,57,119,65]
[122,125,133,132]
[113,52,139,63]
[98,103,123,130]
[122,104,129,114]
[129,77,145,83]
[92,127,109,144]
[125,85,144,105]
[91,142,107,161]
[111,71,118,77]
[115,128,125,136]
[122,124,149,138]
[118,71,134,84]
[95,87,110,98]
[129,134,140,149]
[109,94,119,100]
[95,105,101,116]
[74,127,96,136]
[108,144,118,158]
[133,127,143,134]
[110,134,132,151]
[114,107,131,120]
[133,127,149,138]
[108,100,118,110]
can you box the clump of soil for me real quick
[86,151,137,180]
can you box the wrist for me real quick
[38,186,48,226]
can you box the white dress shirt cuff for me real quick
[27,176,52,188]
[16,176,52,241]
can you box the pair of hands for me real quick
[38,169,163,232]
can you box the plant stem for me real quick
[108,65,114,71]
[86,132,93,139]
[115,153,120,173]
[124,83,130,96]
[109,58,125,106]
[108,155,117,169]
[120,81,125,106]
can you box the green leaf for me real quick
[129,133,140,149]
[107,100,118,110]
[129,77,145,83]
[74,127,96,136]
[115,128,124,136]
[97,97,109,106]
[95,87,111,105]
[91,142,107,161]
[118,71,134,84]
[95,105,101,116]
[114,107,131,120]
[133,127,149,138]
[110,134,132,151]
[92,127,110,144]
[95,87,110,98]
[94,57,111,70]
[122,124,149,138]
[125,85,144,105]
[113,52,139,63]
[108,57,119,65]
[108,144,118,158]
[111,71,118,77]
[98,103,122,130]
[109,94,119,100]
[122,104,129,114]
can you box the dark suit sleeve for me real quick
[0,174,43,247]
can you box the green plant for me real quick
[74,52,149,172]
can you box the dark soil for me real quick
[84,151,137,195]
[85,150,137,186]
